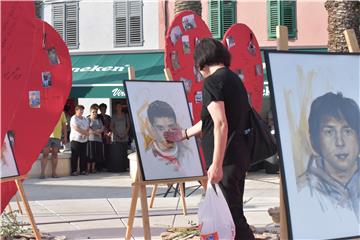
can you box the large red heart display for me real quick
[1,1,36,144]
[164,11,212,123]
[1,8,72,212]
[164,12,264,121]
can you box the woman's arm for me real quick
[164,120,202,142]
[207,101,228,183]
[72,124,89,136]
[183,120,202,139]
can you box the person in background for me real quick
[40,112,67,179]
[99,103,112,171]
[87,103,99,118]
[165,38,255,240]
[70,105,89,176]
[63,105,72,146]
[87,105,104,173]
[110,103,130,172]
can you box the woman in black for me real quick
[165,38,254,240]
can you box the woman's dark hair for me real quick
[308,92,360,154]
[193,38,231,71]
[147,101,176,126]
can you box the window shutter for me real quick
[65,2,79,49]
[52,3,65,40]
[267,0,280,39]
[114,1,128,46]
[129,1,143,46]
[222,0,236,36]
[281,0,297,39]
[208,0,221,39]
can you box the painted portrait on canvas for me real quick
[266,51,359,240]
[124,81,204,181]
[1,132,20,179]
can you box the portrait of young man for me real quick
[144,100,197,177]
[299,92,359,220]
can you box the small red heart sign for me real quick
[1,8,72,211]
[1,1,36,144]
[164,13,264,120]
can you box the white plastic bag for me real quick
[198,182,236,240]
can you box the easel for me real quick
[276,25,289,240]
[125,67,207,240]
[2,175,41,240]
[344,29,360,53]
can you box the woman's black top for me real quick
[201,67,251,170]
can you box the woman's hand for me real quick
[164,128,186,142]
[207,163,223,184]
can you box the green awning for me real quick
[70,52,165,98]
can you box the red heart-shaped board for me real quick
[1,17,72,212]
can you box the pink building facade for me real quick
[159,0,328,49]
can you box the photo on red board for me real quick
[170,26,182,45]
[255,64,263,76]
[179,77,192,93]
[171,51,181,70]
[29,91,40,108]
[182,35,191,54]
[226,36,235,49]
[193,66,204,82]
[182,14,196,30]
[42,71,52,87]
[47,47,60,65]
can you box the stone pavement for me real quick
[9,171,280,240]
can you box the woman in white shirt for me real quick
[70,105,89,175]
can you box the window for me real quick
[267,0,297,39]
[52,2,79,49]
[114,0,143,47]
[208,0,236,39]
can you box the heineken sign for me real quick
[72,64,130,73]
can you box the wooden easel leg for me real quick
[200,180,207,192]
[139,184,151,240]
[125,185,140,240]
[15,194,23,214]
[15,179,41,240]
[149,184,158,208]
[179,182,187,215]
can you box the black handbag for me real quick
[248,108,278,164]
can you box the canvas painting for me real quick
[124,81,204,181]
[1,132,20,179]
[265,51,360,240]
